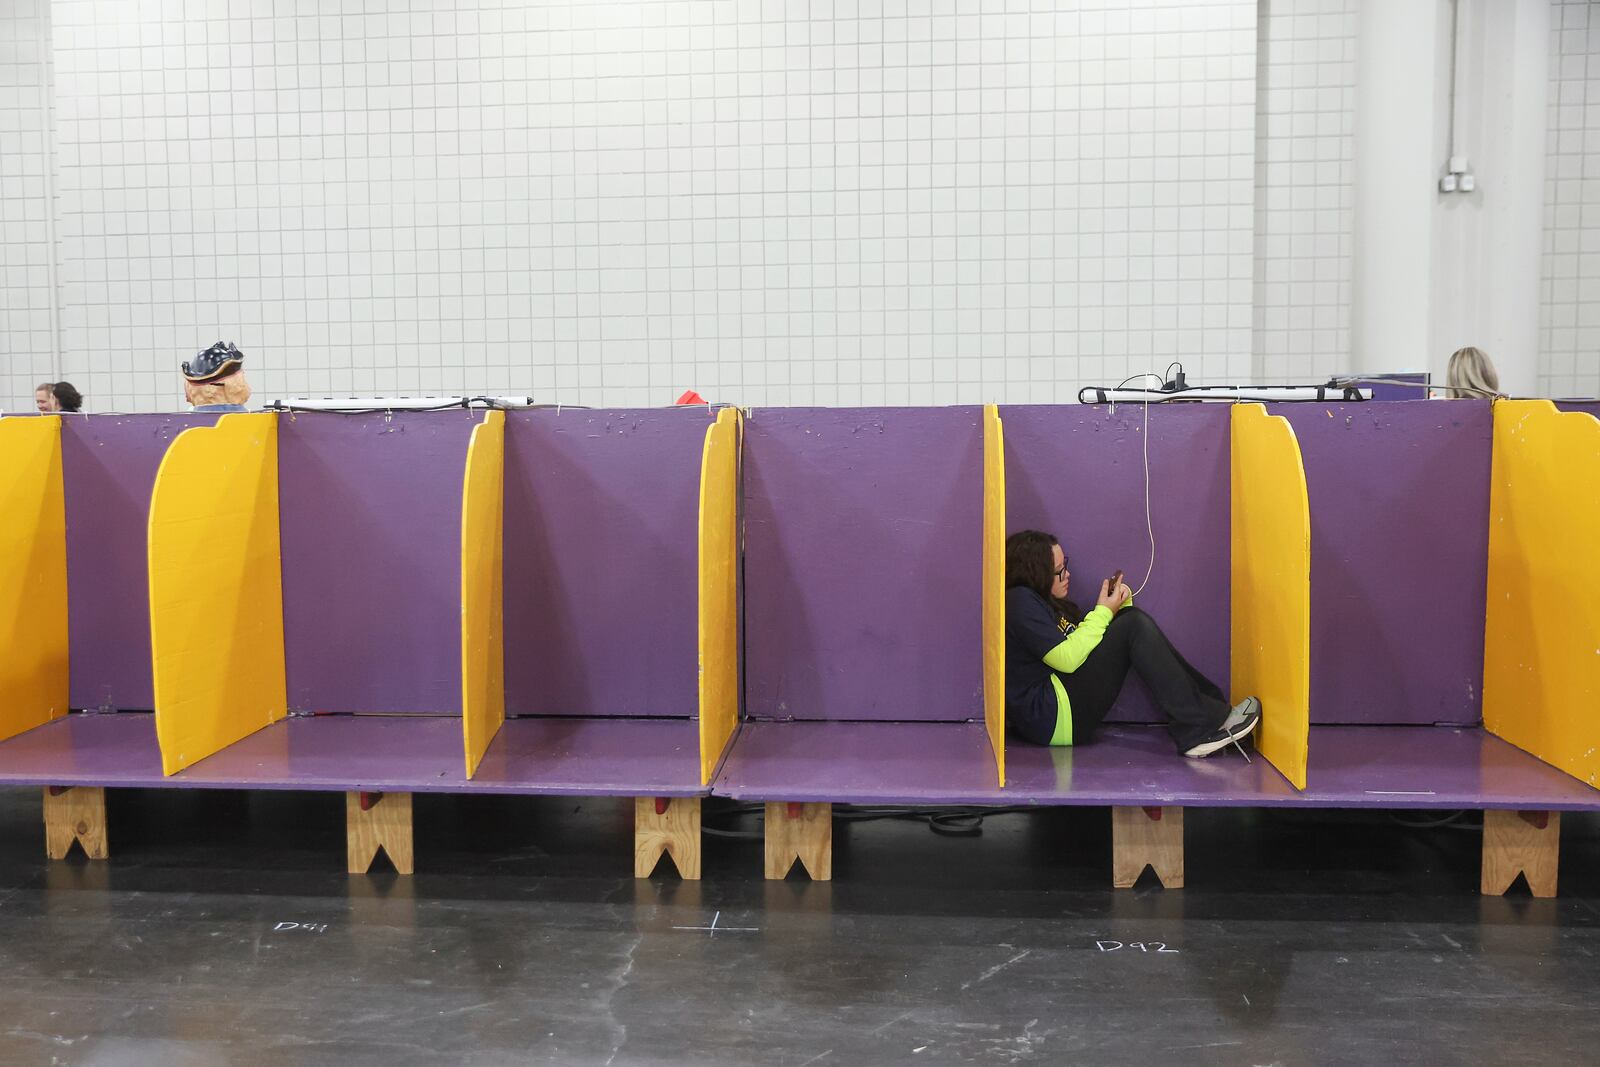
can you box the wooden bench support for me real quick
[635,797,702,879]
[346,791,414,875]
[43,786,108,861]
[1482,809,1558,897]
[1112,805,1183,889]
[765,801,832,881]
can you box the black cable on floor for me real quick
[702,804,1041,840]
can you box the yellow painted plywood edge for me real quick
[462,409,507,779]
[699,407,741,786]
[1483,400,1600,787]
[1230,403,1310,790]
[983,403,1006,788]
[148,413,287,775]
[0,416,70,742]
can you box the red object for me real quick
[360,791,382,812]
[787,802,803,820]
[675,390,708,406]
[1143,806,1163,821]
[655,797,669,816]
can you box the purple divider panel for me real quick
[63,413,221,711]
[502,408,705,717]
[279,410,479,714]
[1555,400,1600,415]
[743,406,983,722]
[1274,400,1491,725]
[1002,404,1231,723]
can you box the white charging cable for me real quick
[1130,394,1155,598]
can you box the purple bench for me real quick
[5,401,1596,892]
[0,409,714,875]
[716,401,1600,892]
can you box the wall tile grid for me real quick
[0,0,56,414]
[41,0,1258,411]
[1541,0,1600,400]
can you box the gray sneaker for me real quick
[1184,710,1261,758]
[1221,696,1261,733]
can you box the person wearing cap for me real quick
[183,342,252,412]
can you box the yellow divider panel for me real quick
[1230,403,1310,790]
[462,409,507,778]
[698,407,741,785]
[149,413,287,775]
[1483,400,1600,786]
[0,416,69,742]
[983,403,1006,788]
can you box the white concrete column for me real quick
[1351,0,1443,375]
[1429,0,1548,396]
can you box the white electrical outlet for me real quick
[1459,173,1476,192]
[1440,174,1459,193]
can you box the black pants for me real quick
[1059,606,1231,753]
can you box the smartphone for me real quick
[1107,569,1124,596]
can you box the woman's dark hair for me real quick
[52,382,82,413]
[1005,529,1080,624]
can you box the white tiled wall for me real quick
[38,0,1259,412]
[0,0,55,414]
[1540,0,1600,400]
[1252,0,1354,386]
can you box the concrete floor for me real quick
[2,789,1599,1065]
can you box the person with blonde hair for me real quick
[1444,346,1500,399]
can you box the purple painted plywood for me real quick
[0,714,166,786]
[1555,400,1600,415]
[469,717,703,796]
[62,414,220,711]
[713,720,1000,802]
[176,715,464,791]
[710,720,1600,809]
[1364,373,1431,401]
[0,715,458,791]
[0,713,705,795]
[1299,725,1600,809]
[1011,724,1600,808]
[502,409,705,717]
[742,407,984,722]
[279,410,478,714]
[1275,401,1490,725]
[1004,725,1298,804]
[1002,404,1231,723]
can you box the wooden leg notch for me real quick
[635,797,702,880]
[346,791,414,875]
[765,802,832,881]
[1482,809,1559,898]
[43,786,107,860]
[1112,806,1183,889]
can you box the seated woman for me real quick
[1004,529,1260,758]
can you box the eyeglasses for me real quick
[1053,562,1069,579]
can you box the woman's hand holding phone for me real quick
[1095,571,1131,612]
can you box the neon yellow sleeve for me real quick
[1041,605,1114,674]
